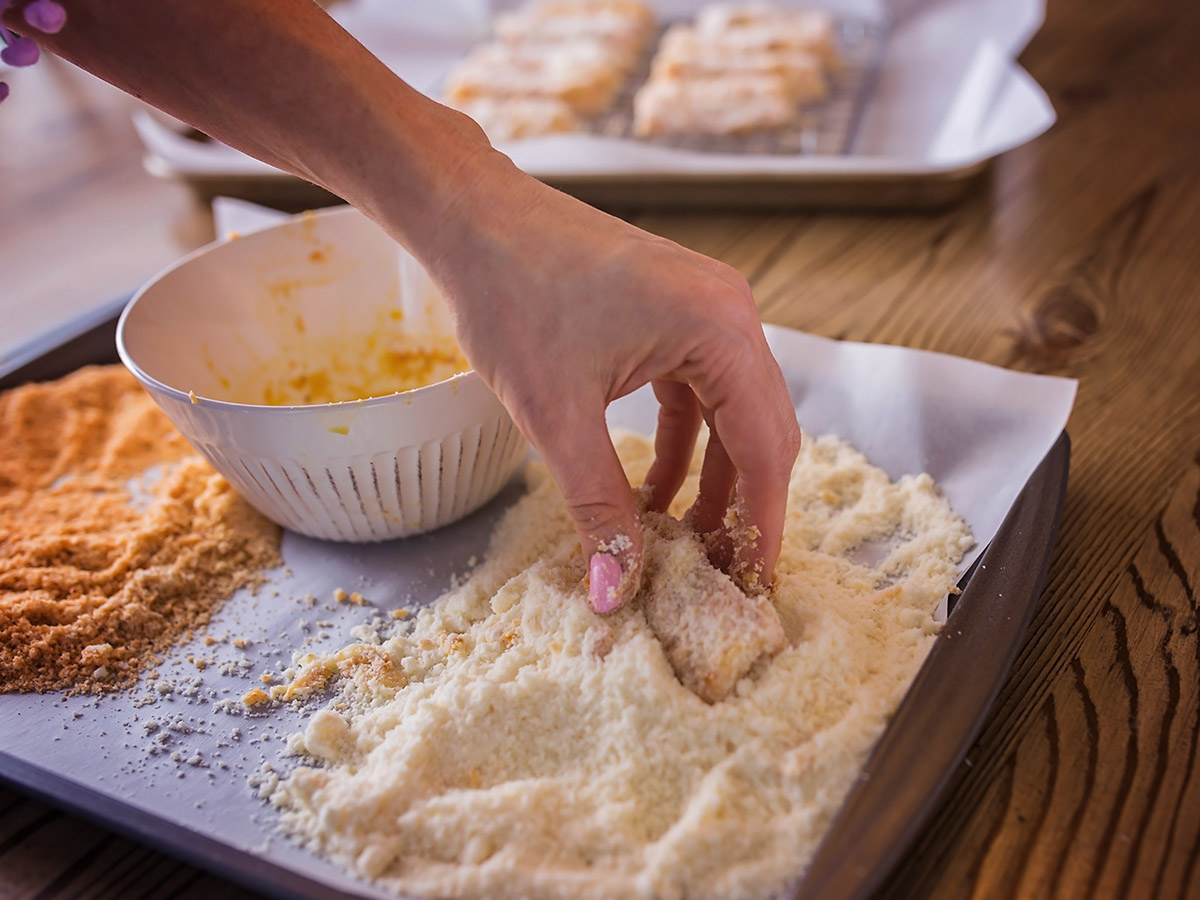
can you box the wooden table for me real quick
[2,0,1199,896]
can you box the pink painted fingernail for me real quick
[588,553,623,614]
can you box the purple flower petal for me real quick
[0,36,39,67]
[0,81,9,104]
[23,0,66,34]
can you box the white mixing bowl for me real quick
[117,206,528,542]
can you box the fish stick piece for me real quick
[509,35,643,74]
[494,7,654,57]
[693,5,840,68]
[653,25,827,103]
[521,0,656,29]
[449,96,581,141]
[694,1,822,28]
[633,73,798,137]
[444,42,625,115]
[641,523,786,704]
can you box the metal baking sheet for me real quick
[0,303,1068,900]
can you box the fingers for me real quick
[519,394,643,614]
[645,276,798,592]
[689,418,734,530]
[690,423,738,571]
[704,348,799,591]
[643,380,703,514]
[674,296,798,590]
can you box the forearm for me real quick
[4,0,509,259]
[5,0,801,598]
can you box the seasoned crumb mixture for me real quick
[260,431,973,900]
[0,365,281,693]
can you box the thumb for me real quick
[525,400,643,614]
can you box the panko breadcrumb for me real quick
[263,430,972,900]
[0,366,281,693]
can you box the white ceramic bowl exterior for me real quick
[117,207,528,542]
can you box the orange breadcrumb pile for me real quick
[0,365,281,693]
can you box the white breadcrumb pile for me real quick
[260,432,973,900]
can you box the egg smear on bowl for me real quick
[117,206,528,543]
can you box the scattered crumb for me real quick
[242,688,271,708]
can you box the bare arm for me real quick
[4,0,496,252]
[6,0,801,607]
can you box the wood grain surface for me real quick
[2,0,1200,897]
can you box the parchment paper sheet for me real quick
[0,203,1074,900]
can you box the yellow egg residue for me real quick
[231,332,469,407]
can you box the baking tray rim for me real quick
[141,147,995,186]
[140,154,994,212]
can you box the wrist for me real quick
[316,80,521,271]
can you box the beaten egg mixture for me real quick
[226,329,469,406]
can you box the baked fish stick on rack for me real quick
[694,3,841,68]
[653,24,828,103]
[519,0,656,25]
[447,96,581,141]
[494,0,657,57]
[633,72,799,137]
[444,42,628,116]
[442,0,656,138]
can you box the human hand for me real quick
[417,150,801,612]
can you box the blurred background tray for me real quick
[132,0,1051,212]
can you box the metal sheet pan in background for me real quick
[135,1,1001,212]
